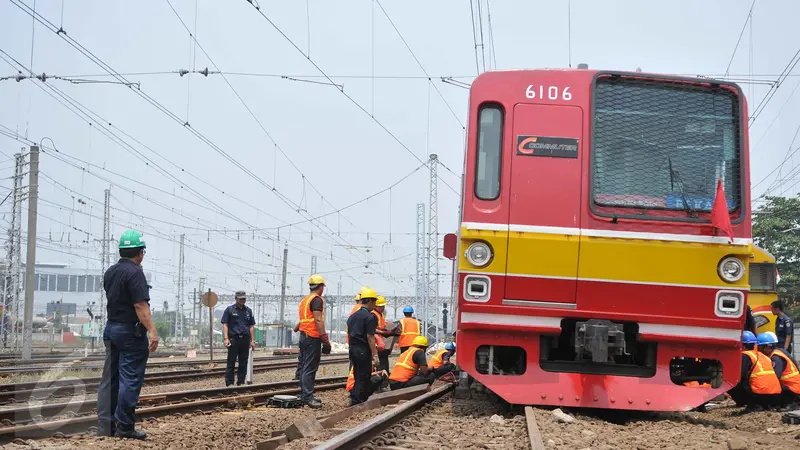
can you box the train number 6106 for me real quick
[525,85,572,101]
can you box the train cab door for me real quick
[504,103,583,305]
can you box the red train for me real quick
[446,67,751,411]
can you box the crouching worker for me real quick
[389,336,434,390]
[429,342,456,378]
[346,366,388,399]
[728,331,782,412]
[758,331,800,411]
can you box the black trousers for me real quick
[226,336,250,386]
[390,372,434,390]
[780,385,800,406]
[378,349,391,374]
[728,381,781,408]
[349,345,373,405]
[299,332,322,403]
[432,363,455,377]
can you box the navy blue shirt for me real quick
[347,306,377,348]
[104,259,150,323]
[221,304,256,337]
[775,313,794,353]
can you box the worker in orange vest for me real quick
[395,306,421,354]
[389,336,434,390]
[374,296,393,373]
[728,331,781,412]
[297,274,330,409]
[757,332,800,411]
[429,342,456,377]
[345,365,388,397]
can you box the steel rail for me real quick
[311,384,454,450]
[0,376,347,426]
[0,357,348,404]
[0,354,303,375]
[0,381,347,441]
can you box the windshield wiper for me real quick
[668,157,697,217]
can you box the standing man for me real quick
[221,290,256,387]
[346,287,380,406]
[397,306,421,354]
[298,274,331,409]
[96,230,157,440]
[772,301,794,355]
[374,296,393,373]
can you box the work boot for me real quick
[115,429,147,440]
[305,399,322,409]
[742,404,764,414]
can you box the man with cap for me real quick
[429,342,457,378]
[728,331,782,412]
[772,300,794,354]
[757,331,800,411]
[96,230,156,440]
[389,335,435,390]
[346,287,381,406]
[374,296,393,373]
[396,306,421,354]
[221,290,256,387]
[297,274,331,408]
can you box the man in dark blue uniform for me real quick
[346,287,380,406]
[772,301,794,355]
[96,230,157,440]
[221,290,256,386]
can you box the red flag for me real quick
[710,179,734,242]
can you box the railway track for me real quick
[299,383,540,450]
[0,356,348,405]
[0,353,302,375]
[0,351,188,366]
[0,377,347,442]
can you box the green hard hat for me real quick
[119,229,146,249]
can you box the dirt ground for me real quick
[531,401,800,450]
[4,389,352,450]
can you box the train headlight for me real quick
[465,241,493,267]
[718,257,745,283]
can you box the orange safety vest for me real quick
[346,364,375,391]
[772,349,800,394]
[429,349,450,369]
[682,381,711,388]
[390,347,423,383]
[743,350,782,395]
[398,317,421,348]
[298,293,324,338]
[372,310,386,351]
[372,310,386,330]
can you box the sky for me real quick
[1,0,800,321]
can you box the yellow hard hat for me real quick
[359,286,378,300]
[375,296,386,307]
[354,292,362,301]
[308,274,325,285]
[412,335,429,347]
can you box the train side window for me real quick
[475,105,504,200]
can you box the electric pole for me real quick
[98,188,111,343]
[427,154,439,342]
[198,277,206,344]
[21,146,39,360]
[279,243,288,347]
[176,234,185,339]
[4,153,24,350]
[415,203,425,322]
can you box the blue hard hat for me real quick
[742,330,757,345]
[445,342,456,352]
[403,306,414,314]
[757,332,779,346]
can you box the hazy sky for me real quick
[1,0,799,318]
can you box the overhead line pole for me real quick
[21,146,39,360]
[279,243,288,348]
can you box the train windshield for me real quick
[591,77,741,214]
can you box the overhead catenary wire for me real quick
[242,0,460,196]
[375,0,465,129]
[723,0,756,78]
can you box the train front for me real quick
[455,68,751,411]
